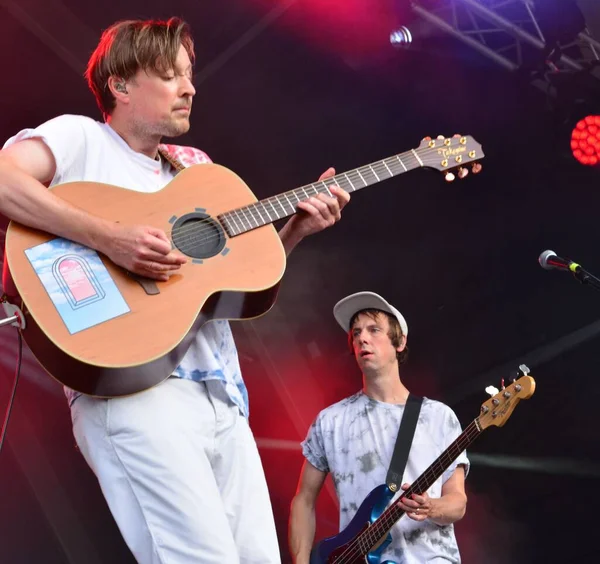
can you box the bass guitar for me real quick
[310,366,535,564]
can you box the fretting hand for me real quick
[398,483,434,522]
[283,167,350,241]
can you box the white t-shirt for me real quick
[3,114,249,415]
[302,391,470,563]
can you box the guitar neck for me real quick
[217,149,425,236]
[361,417,483,551]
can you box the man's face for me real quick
[350,312,404,373]
[126,44,195,138]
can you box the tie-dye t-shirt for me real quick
[302,391,470,563]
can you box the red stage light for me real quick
[571,116,600,166]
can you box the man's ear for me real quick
[396,334,407,353]
[107,76,129,100]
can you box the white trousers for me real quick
[71,378,281,564]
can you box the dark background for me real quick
[1,1,600,562]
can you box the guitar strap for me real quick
[158,147,187,173]
[386,393,423,492]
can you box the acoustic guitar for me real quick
[5,135,484,396]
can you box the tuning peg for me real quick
[472,163,482,174]
[457,167,469,179]
[453,133,462,138]
[444,172,456,182]
[501,378,505,390]
[485,385,499,397]
[421,136,432,142]
[437,135,445,140]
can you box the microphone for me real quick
[538,250,581,273]
[538,249,600,292]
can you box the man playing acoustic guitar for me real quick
[289,292,469,563]
[0,17,349,564]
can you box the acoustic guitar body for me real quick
[5,164,285,397]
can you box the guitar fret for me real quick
[260,202,273,222]
[411,148,424,167]
[248,204,261,227]
[238,208,250,231]
[234,209,248,231]
[343,173,356,192]
[267,198,280,220]
[355,168,368,186]
[273,196,287,217]
[255,203,269,225]
[332,174,349,193]
[396,154,408,172]
[227,212,241,235]
[369,165,381,182]
[382,160,393,176]
[282,193,295,213]
[247,205,260,228]
[219,212,232,235]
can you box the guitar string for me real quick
[332,422,480,564]
[160,150,442,249]
[152,144,479,253]
[162,143,476,247]
[335,388,521,564]
[330,415,486,564]
[330,380,531,562]
[353,422,481,558]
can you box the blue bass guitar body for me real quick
[309,484,397,564]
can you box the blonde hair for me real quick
[85,17,194,118]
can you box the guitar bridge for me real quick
[127,272,160,295]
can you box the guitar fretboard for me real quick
[217,149,425,236]
[357,417,482,556]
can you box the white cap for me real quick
[333,291,408,336]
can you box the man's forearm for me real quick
[278,221,304,257]
[0,159,113,252]
[289,496,317,564]
[429,491,467,526]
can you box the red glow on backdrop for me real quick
[247,0,407,59]
[571,116,600,166]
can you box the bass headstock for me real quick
[478,364,536,430]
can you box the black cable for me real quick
[0,330,23,456]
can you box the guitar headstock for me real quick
[417,134,484,182]
[478,364,536,430]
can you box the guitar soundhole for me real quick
[171,212,226,259]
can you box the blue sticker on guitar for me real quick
[24,238,130,334]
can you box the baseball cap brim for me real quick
[333,291,408,336]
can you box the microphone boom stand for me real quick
[571,265,600,292]
[0,300,25,330]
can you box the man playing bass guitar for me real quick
[289,292,469,563]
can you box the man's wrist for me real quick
[279,221,304,254]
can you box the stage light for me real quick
[390,26,413,47]
[571,115,600,166]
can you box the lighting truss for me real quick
[410,0,600,74]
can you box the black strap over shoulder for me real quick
[386,394,423,492]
